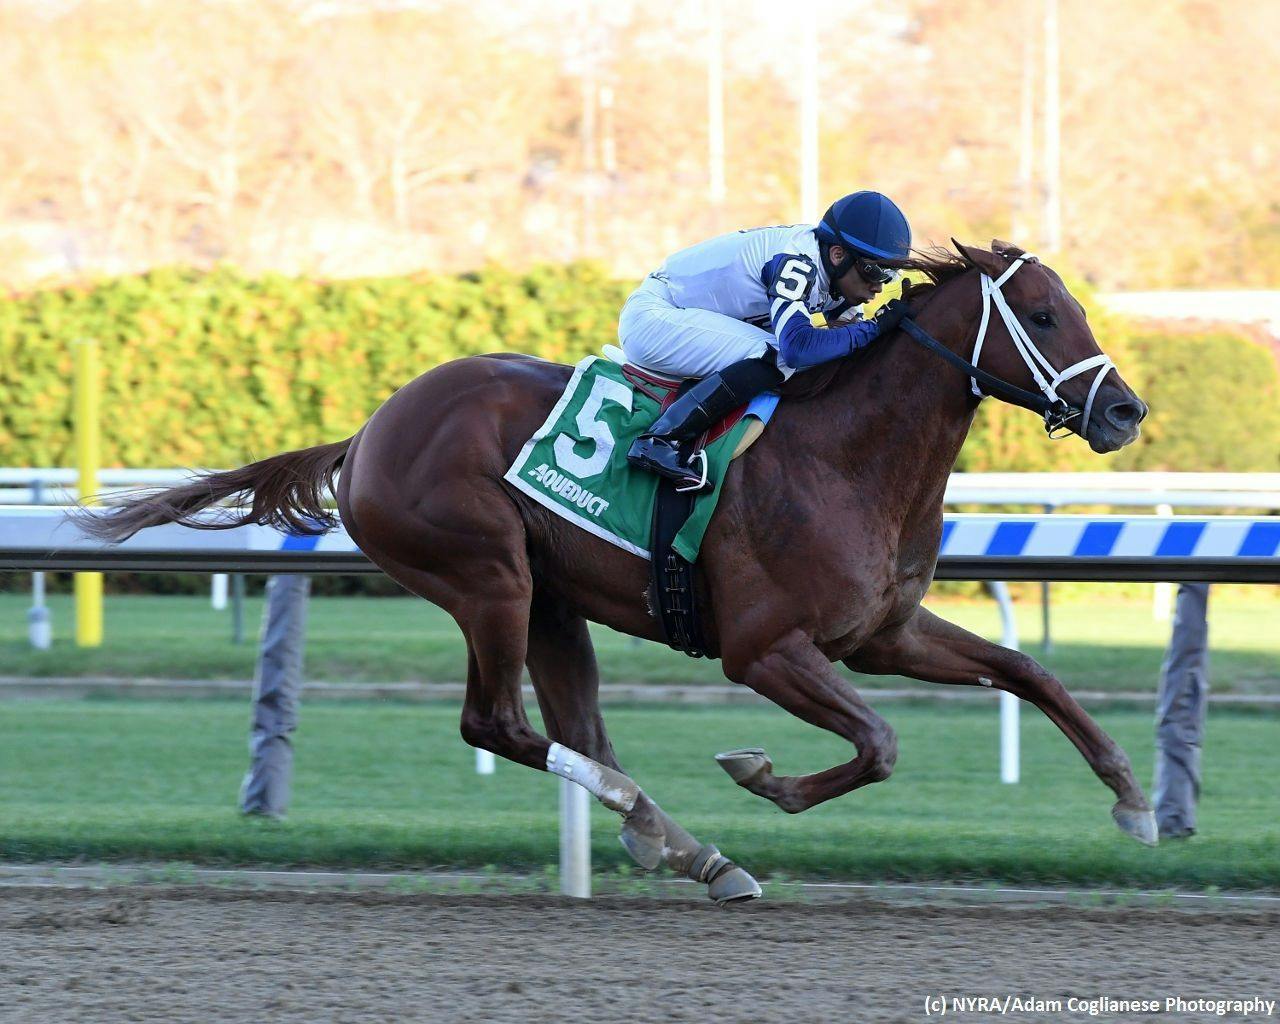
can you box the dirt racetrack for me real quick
[2,886,1277,1023]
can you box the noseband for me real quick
[899,254,1117,438]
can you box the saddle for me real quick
[603,345,767,460]
[603,346,767,659]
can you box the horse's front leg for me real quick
[845,606,1157,846]
[716,628,899,812]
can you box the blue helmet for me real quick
[815,191,912,261]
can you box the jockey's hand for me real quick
[873,298,911,336]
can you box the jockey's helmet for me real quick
[815,191,912,262]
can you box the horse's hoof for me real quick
[708,866,763,905]
[1111,801,1159,847]
[715,747,772,786]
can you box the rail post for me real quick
[27,478,51,650]
[559,778,591,898]
[231,573,246,643]
[239,574,310,818]
[74,339,103,647]
[1040,503,1054,653]
[1153,583,1210,838]
[28,567,51,649]
[989,580,1021,784]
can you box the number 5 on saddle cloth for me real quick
[503,350,779,657]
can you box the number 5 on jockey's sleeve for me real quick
[761,253,882,370]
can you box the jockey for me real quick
[623,190,912,491]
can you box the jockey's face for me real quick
[828,244,885,306]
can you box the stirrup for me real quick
[674,450,709,493]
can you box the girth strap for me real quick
[648,465,708,659]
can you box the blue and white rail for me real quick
[2,507,1277,583]
[936,514,1280,583]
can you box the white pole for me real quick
[1013,0,1035,241]
[990,581,1021,784]
[599,84,616,176]
[28,571,51,650]
[1000,693,1020,785]
[559,777,591,898]
[579,0,597,257]
[1042,0,1062,252]
[475,747,495,775]
[707,0,726,206]
[28,475,51,649]
[211,573,228,610]
[798,0,819,222]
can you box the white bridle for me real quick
[970,254,1116,437]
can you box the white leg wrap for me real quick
[546,742,639,813]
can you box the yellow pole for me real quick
[74,338,103,647]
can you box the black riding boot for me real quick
[627,357,783,492]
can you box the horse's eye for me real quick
[1030,311,1054,328]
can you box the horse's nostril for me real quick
[1105,400,1145,429]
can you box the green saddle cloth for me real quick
[503,355,758,562]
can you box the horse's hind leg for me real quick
[846,606,1157,846]
[525,594,761,903]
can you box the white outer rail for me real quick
[944,472,1280,509]
[3,508,1278,582]
[5,469,1280,510]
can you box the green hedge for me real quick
[1114,330,1280,472]
[936,282,1279,474]
[0,263,630,468]
[1,263,1275,473]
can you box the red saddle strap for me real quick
[619,363,747,446]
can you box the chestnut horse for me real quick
[81,241,1155,903]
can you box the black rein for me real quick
[897,316,1076,434]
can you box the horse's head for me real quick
[948,240,1147,453]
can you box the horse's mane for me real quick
[894,245,974,307]
[781,243,976,401]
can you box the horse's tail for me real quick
[75,437,354,543]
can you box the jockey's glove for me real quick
[873,299,911,336]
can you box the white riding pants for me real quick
[618,276,778,378]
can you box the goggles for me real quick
[853,256,898,286]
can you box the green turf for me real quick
[1,699,1276,890]
[0,590,1276,694]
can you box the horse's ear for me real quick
[991,238,1026,259]
[952,238,1007,278]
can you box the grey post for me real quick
[239,574,311,818]
[1152,582,1210,839]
